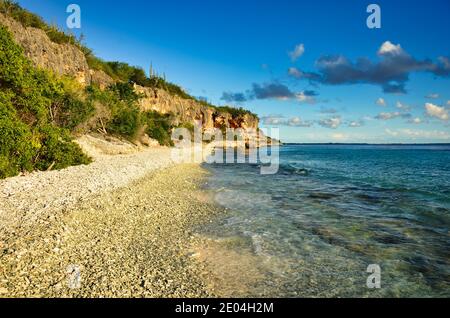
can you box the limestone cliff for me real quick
[135,85,259,130]
[0,13,259,132]
[0,13,89,85]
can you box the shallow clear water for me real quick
[201,144,450,297]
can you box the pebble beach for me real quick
[0,136,223,297]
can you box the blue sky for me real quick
[18,0,450,143]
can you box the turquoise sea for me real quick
[201,144,450,297]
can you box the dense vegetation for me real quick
[142,111,175,147]
[84,83,175,145]
[85,58,197,100]
[215,106,258,119]
[0,25,90,178]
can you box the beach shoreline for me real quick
[0,136,226,297]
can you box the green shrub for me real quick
[142,111,174,146]
[0,100,36,178]
[107,105,141,138]
[86,58,195,101]
[108,82,140,104]
[85,55,116,78]
[106,62,138,82]
[34,125,90,171]
[0,25,91,178]
[215,106,258,119]
[51,93,95,130]
[0,0,46,29]
[176,122,195,137]
[45,24,77,46]
[85,83,141,139]
[87,84,175,145]
[85,84,116,104]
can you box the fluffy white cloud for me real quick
[408,117,422,124]
[396,101,411,111]
[376,98,387,107]
[287,117,313,127]
[261,115,285,125]
[319,117,342,129]
[425,103,449,121]
[289,41,450,94]
[378,41,404,56]
[288,44,305,62]
[349,121,363,127]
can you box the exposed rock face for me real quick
[90,69,115,89]
[0,13,91,85]
[135,85,259,131]
[0,13,259,132]
[0,13,113,88]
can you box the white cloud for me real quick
[447,100,450,106]
[319,117,342,129]
[408,117,422,124]
[349,121,363,127]
[426,93,439,99]
[378,41,404,56]
[261,115,312,127]
[288,44,305,62]
[261,115,285,125]
[318,55,347,67]
[376,112,402,120]
[287,117,312,127]
[376,98,387,107]
[425,103,449,121]
[396,101,411,111]
[295,91,316,104]
[288,67,302,78]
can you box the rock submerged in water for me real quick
[296,168,309,176]
[308,192,338,200]
[282,164,310,176]
[354,193,382,203]
[310,227,346,246]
